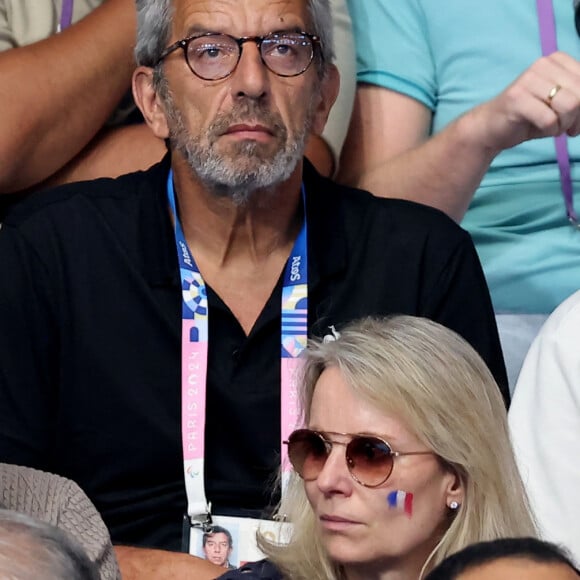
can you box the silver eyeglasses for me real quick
[155,31,321,81]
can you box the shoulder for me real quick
[533,290,580,343]
[510,291,580,414]
[513,290,580,386]
[347,0,435,106]
[311,169,471,250]
[2,159,167,232]
[216,560,282,580]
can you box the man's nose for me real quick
[229,41,269,100]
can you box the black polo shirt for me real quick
[0,158,506,551]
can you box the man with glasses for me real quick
[0,0,353,203]
[0,0,507,578]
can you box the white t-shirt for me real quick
[509,290,580,565]
[0,0,102,49]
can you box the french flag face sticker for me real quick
[387,490,414,517]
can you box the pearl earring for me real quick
[449,501,460,510]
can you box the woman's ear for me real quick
[132,66,170,140]
[444,470,464,511]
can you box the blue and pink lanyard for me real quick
[167,171,308,521]
[537,0,578,225]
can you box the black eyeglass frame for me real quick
[155,30,322,81]
[284,429,435,488]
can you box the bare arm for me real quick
[304,133,334,177]
[339,52,580,222]
[0,0,138,193]
[115,546,224,580]
[44,123,166,188]
[303,0,356,178]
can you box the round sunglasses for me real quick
[284,429,434,488]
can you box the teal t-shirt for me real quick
[347,0,580,314]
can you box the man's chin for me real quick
[209,558,226,566]
[219,139,280,159]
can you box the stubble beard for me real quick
[162,92,313,207]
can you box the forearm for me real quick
[114,546,224,580]
[304,134,334,177]
[344,109,497,223]
[0,0,137,193]
[340,51,580,221]
[44,124,167,188]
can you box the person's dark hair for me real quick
[0,509,99,580]
[424,537,580,580]
[202,525,233,548]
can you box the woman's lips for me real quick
[319,514,362,531]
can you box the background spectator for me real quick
[340,0,580,389]
[0,0,166,194]
[0,508,99,580]
[424,537,580,580]
[509,289,580,566]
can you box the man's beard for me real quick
[162,92,312,206]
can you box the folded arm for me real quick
[44,123,166,188]
[0,0,141,193]
[339,52,580,222]
[115,546,224,580]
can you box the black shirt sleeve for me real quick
[0,223,59,468]
[418,226,509,406]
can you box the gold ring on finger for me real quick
[545,84,562,108]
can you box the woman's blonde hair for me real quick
[260,316,536,579]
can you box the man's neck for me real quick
[170,157,303,268]
[169,155,304,336]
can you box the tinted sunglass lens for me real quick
[288,430,328,480]
[347,436,393,487]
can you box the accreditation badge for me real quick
[186,515,292,568]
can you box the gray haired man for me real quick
[0,0,507,578]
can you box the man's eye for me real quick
[191,42,234,60]
[266,40,300,59]
[274,44,292,55]
[197,45,223,59]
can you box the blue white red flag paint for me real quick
[387,490,414,516]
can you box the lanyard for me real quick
[57,0,74,32]
[537,0,578,225]
[167,171,308,525]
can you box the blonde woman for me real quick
[219,316,535,580]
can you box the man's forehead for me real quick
[170,0,311,37]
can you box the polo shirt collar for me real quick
[302,159,348,290]
[138,154,179,287]
[138,156,348,289]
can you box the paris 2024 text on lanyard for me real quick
[167,171,305,562]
